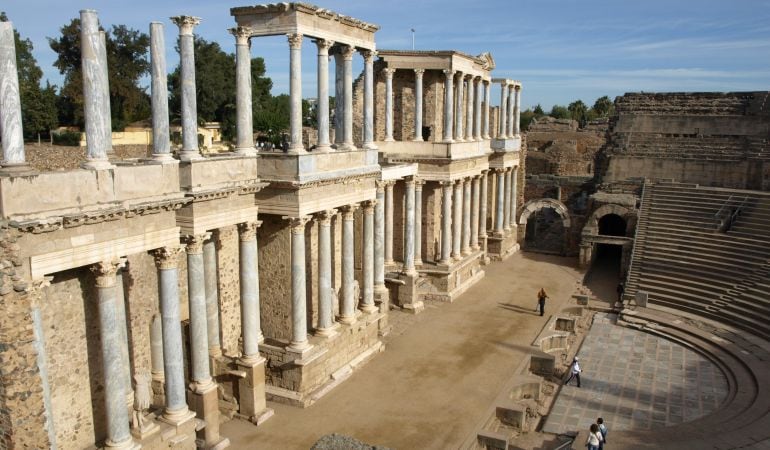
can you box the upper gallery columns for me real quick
[493,79,522,139]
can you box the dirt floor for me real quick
[222,251,587,449]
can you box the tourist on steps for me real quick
[586,423,604,450]
[536,288,548,316]
[597,417,608,449]
[565,356,582,387]
[616,282,625,302]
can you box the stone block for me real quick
[477,430,508,450]
[495,401,527,429]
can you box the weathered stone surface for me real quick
[311,433,392,450]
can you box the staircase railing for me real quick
[624,179,648,295]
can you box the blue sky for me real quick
[2,0,769,110]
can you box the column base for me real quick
[0,162,36,176]
[178,150,204,161]
[337,314,357,325]
[235,147,258,156]
[359,303,379,314]
[236,356,273,426]
[80,158,115,170]
[314,323,340,338]
[145,153,179,164]
[158,406,196,427]
[105,436,141,450]
[363,142,378,150]
[287,340,312,353]
[189,380,226,449]
[315,144,333,153]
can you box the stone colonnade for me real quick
[498,81,522,138]
[491,166,519,235]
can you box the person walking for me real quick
[565,356,582,387]
[586,423,603,450]
[597,417,608,449]
[536,288,548,316]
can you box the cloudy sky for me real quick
[3,0,769,110]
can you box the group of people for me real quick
[586,418,608,449]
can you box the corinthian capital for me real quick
[229,26,252,45]
[170,16,201,35]
[152,247,183,270]
[287,33,303,49]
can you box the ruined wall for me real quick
[525,117,608,177]
[24,144,151,172]
[257,216,292,342]
[217,225,242,356]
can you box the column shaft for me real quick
[504,169,512,230]
[334,53,344,145]
[362,50,375,149]
[317,211,335,334]
[233,28,255,154]
[340,206,357,323]
[150,314,164,381]
[471,176,480,250]
[185,235,212,385]
[441,182,453,263]
[79,11,112,169]
[455,74,465,141]
[149,22,173,161]
[404,180,416,274]
[238,222,262,361]
[465,77,474,140]
[442,70,454,142]
[288,217,310,349]
[414,182,423,265]
[384,182,394,264]
[342,46,355,149]
[483,81,491,139]
[507,85,515,137]
[452,181,462,259]
[374,184,386,289]
[499,84,508,138]
[315,39,333,151]
[114,267,132,400]
[384,69,395,141]
[480,171,489,242]
[413,69,424,141]
[510,168,518,225]
[288,33,304,152]
[462,178,471,255]
[495,170,505,234]
[203,238,221,355]
[0,22,25,167]
[474,78,482,140]
[171,16,202,160]
[514,86,522,136]
[361,202,377,312]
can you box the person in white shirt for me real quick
[564,356,582,387]
[586,423,603,450]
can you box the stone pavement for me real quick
[543,313,728,435]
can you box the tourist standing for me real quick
[536,288,548,316]
[616,282,625,302]
[597,417,608,449]
[586,423,603,450]
[565,356,582,387]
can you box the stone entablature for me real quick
[257,148,380,184]
[377,140,492,161]
[378,50,493,80]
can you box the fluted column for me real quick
[495,169,505,234]
[510,167,518,225]
[150,314,164,382]
[152,247,192,423]
[149,22,174,163]
[91,261,136,449]
[316,210,336,335]
[288,33,305,153]
[442,70,455,142]
[471,176,480,250]
[440,181,453,264]
[203,237,221,356]
[374,183,387,294]
[0,21,27,171]
[514,85,522,136]
[414,180,423,265]
[499,82,508,138]
[334,53,344,147]
[452,180,463,260]
[413,69,424,141]
[465,76,474,140]
[184,234,213,389]
[480,170,489,243]
[455,72,465,141]
[361,201,378,312]
[384,181,395,264]
[315,39,333,152]
[383,69,395,142]
[342,45,355,150]
[462,178,472,255]
[287,216,311,350]
[238,221,263,362]
[483,80,491,139]
[171,16,202,161]
[507,84,515,137]
[474,77,482,140]
[79,10,113,170]
[232,27,255,155]
[403,179,417,274]
[504,168,512,231]
[362,49,376,149]
[339,205,358,324]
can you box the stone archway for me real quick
[518,198,571,254]
[583,204,633,237]
[579,203,637,277]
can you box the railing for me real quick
[714,195,748,232]
[624,179,647,293]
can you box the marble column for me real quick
[499,83,508,139]
[184,234,213,388]
[92,261,136,449]
[462,178,472,255]
[495,169,505,235]
[288,216,311,350]
[238,221,263,363]
[98,30,113,161]
[0,21,28,171]
[342,45,355,150]
[113,263,132,403]
[203,237,221,355]
[510,167,518,225]
[79,10,113,170]
[480,171,489,243]
[452,180,463,260]
[383,69,395,141]
[339,205,357,324]
[150,314,164,382]
[315,39,334,152]
[483,80,491,139]
[514,85,522,136]
[149,22,174,163]
[455,72,465,141]
[316,210,336,336]
[474,77,482,140]
[288,33,305,153]
[471,175,480,250]
[403,179,417,274]
[414,180,423,265]
[152,247,193,423]
[440,181,453,264]
[361,201,378,312]
[334,53,344,147]
[384,181,395,264]
[362,50,376,149]
[442,70,455,142]
[374,183,387,294]
[507,84,515,138]
[465,76,474,141]
[232,27,255,155]
[171,16,202,161]
[504,169,513,231]
[413,69,424,141]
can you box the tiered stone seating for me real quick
[625,182,770,340]
[618,134,748,160]
[615,92,754,116]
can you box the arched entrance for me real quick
[580,204,636,301]
[518,199,571,255]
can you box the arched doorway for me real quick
[518,199,571,255]
[580,204,635,302]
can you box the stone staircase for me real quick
[624,182,770,341]
[615,92,755,116]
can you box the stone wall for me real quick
[525,117,608,177]
[257,216,293,342]
[216,225,242,356]
[24,144,152,172]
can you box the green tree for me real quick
[533,104,545,117]
[549,105,570,119]
[1,12,58,140]
[253,94,289,143]
[568,100,588,123]
[591,95,615,118]
[520,108,536,131]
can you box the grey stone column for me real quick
[315,39,334,152]
[287,216,311,350]
[499,83,508,138]
[504,169,512,231]
[361,201,378,312]
[383,69,395,141]
[374,183,386,292]
[316,210,336,335]
[362,50,376,149]
[98,30,113,161]
[483,81,491,139]
[342,45,355,150]
[149,22,174,163]
[480,171,489,243]
[510,167,518,225]
[152,247,193,423]
[339,205,358,324]
[495,169,505,234]
[414,180,423,265]
[465,76,474,141]
[150,314,164,382]
[474,77,482,140]
[232,26,255,155]
[403,179,417,274]
[114,263,132,403]
[91,261,136,449]
[507,84,515,138]
[171,16,202,161]
[452,180,463,260]
[0,21,28,170]
[184,234,213,388]
[471,176,480,250]
[384,181,395,264]
[440,181,453,264]
[413,69,424,141]
[288,33,305,153]
[203,237,221,356]
[514,85,522,136]
[334,53,344,146]
[462,178,472,255]
[455,72,465,141]
[79,10,113,170]
[442,70,455,142]
[238,221,263,361]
